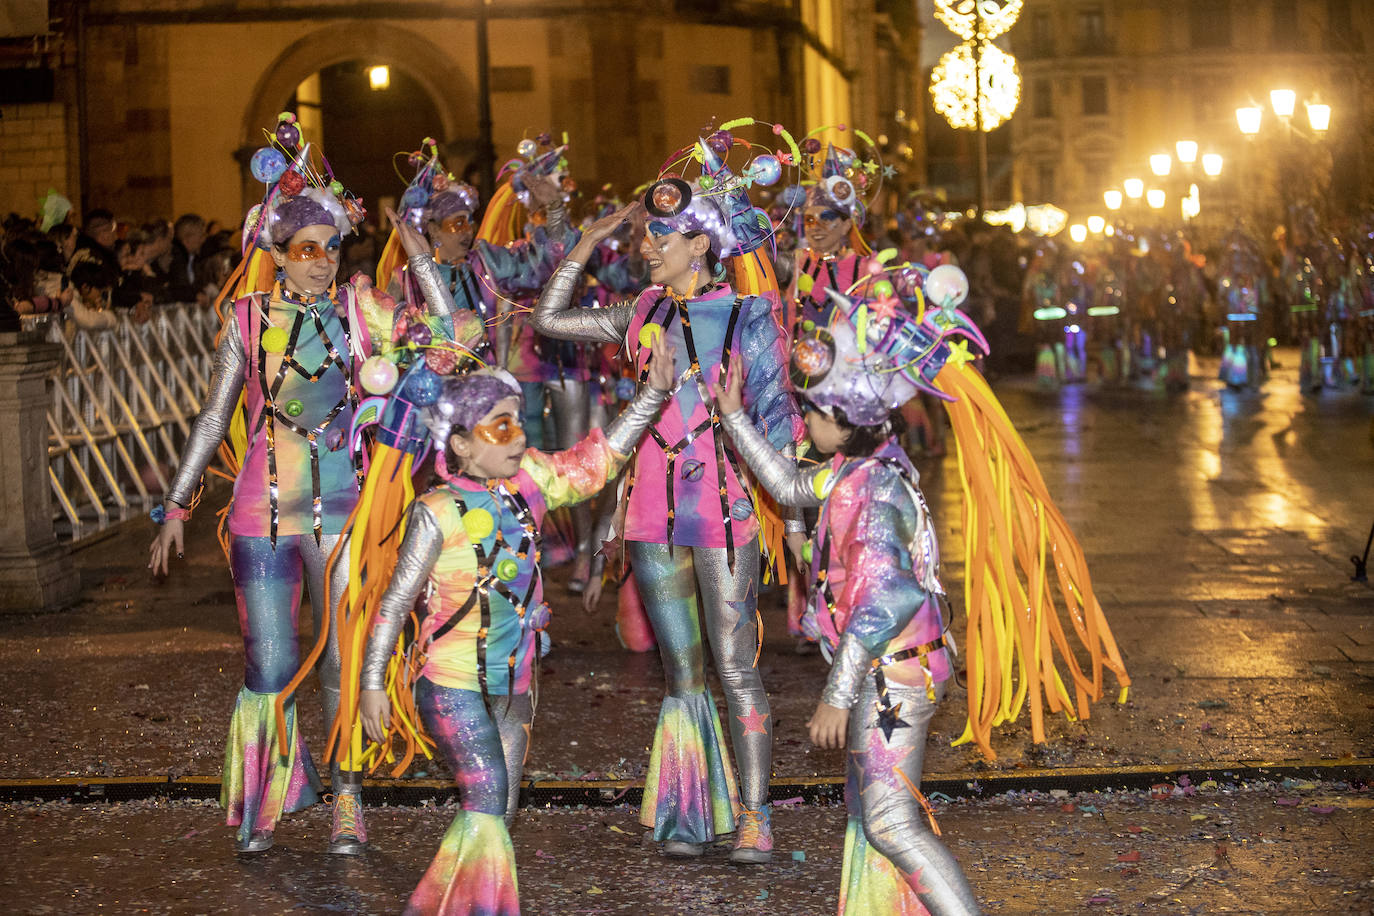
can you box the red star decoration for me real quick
[737,705,770,736]
[869,295,901,324]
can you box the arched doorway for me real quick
[239,22,477,217]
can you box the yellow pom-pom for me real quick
[639,322,663,349]
[797,274,815,295]
[462,508,495,541]
[261,327,289,353]
[812,468,833,500]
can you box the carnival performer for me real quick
[146,118,483,855]
[352,334,675,915]
[530,130,804,862]
[710,284,984,915]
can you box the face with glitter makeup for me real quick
[449,396,525,479]
[803,205,852,255]
[271,224,341,297]
[428,211,475,264]
[640,225,711,294]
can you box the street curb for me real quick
[3,758,1369,806]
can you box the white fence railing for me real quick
[27,305,220,542]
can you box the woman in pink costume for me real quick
[147,127,483,854]
[531,134,804,863]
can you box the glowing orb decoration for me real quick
[924,265,970,309]
[930,41,1021,131]
[359,356,399,394]
[934,0,1023,41]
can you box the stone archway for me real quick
[238,21,475,211]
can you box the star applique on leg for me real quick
[850,729,912,795]
[874,699,911,742]
[737,705,770,736]
[726,579,758,634]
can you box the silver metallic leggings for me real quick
[848,680,980,914]
[628,540,771,808]
[229,533,358,785]
[544,378,594,560]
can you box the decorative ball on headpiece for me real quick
[790,262,988,425]
[420,369,524,453]
[504,135,571,208]
[394,138,480,231]
[244,117,360,253]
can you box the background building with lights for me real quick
[0,0,927,227]
[1006,0,1374,234]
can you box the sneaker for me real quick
[662,839,706,858]
[236,829,273,854]
[729,807,773,864]
[327,791,368,856]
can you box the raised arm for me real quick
[529,202,642,344]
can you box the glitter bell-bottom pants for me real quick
[225,535,361,837]
[842,680,980,915]
[628,540,771,840]
[403,679,530,916]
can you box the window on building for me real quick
[1077,5,1106,52]
[1082,76,1108,115]
[1325,0,1360,49]
[491,66,534,92]
[692,65,731,95]
[1037,161,1057,201]
[1031,11,1054,55]
[1033,79,1054,118]
[1189,0,1233,49]
[1271,0,1299,49]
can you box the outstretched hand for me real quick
[644,325,678,392]
[385,207,431,260]
[570,202,642,263]
[708,355,745,415]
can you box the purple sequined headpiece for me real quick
[424,186,479,224]
[266,190,350,246]
[422,369,523,448]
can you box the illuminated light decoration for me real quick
[1033,306,1068,321]
[930,41,1022,131]
[983,202,1027,233]
[1069,223,1087,243]
[1087,306,1121,317]
[368,65,390,91]
[1269,88,1296,118]
[1306,99,1331,132]
[934,0,1024,41]
[1024,203,1068,236]
[1123,178,1144,199]
[1236,105,1262,135]
[1175,140,1198,164]
[1202,153,1223,176]
[1146,188,1166,209]
[1150,153,1172,177]
[1087,215,1105,234]
[1104,224,1115,236]
[1067,324,1081,333]
[1104,189,1122,210]
[1181,183,1200,221]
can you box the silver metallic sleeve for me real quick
[166,320,246,508]
[530,259,636,343]
[821,631,871,710]
[361,502,444,691]
[719,409,823,508]
[545,199,570,242]
[604,385,670,456]
[408,254,458,329]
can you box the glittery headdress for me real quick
[790,263,986,425]
[243,113,363,253]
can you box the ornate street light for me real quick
[1087,215,1105,234]
[1150,153,1172,177]
[1306,98,1331,132]
[1175,140,1198,164]
[1123,178,1144,200]
[368,66,390,91]
[1104,189,1123,210]
[1069,223,1087,243]
[1269,88,1297,119]
[1146,188,1166,209]
[1202,153,1223,177]
[1236,105,1263,136]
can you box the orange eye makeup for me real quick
[472,416,523,446]
[439,214,472,233]
[287,235,342,262]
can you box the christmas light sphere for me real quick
[359,356,399,394]
[250,147,288,184]
[924,264,970,309]
[747,154,782,187]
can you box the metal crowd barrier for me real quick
[28,304,220,542]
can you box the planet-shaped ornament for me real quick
[680,459,706,482]
[279,170,305,196]
[526,602,551,630]
[747,154,782,187]
[401,185,429,210]
[250,147,288,184]
[284,399,304,417]
[275,120,301,148]
[403,367,442,406]
[730,498,755,521]
[496,558,520,582]
[462,508,494,541]
[425,348,457,375]
[408,322,433,346]
[924,264,970,309]
[872,279,895,300]
[359,356,399,394]
[261,327,289,353]
[801,137,822,155]
[614,377,637,401]
[516,138,538,158]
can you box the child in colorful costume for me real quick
[530,128,804,862]
[147,121,485,855]
[716,260,1131,912]
[352,333,676,915]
